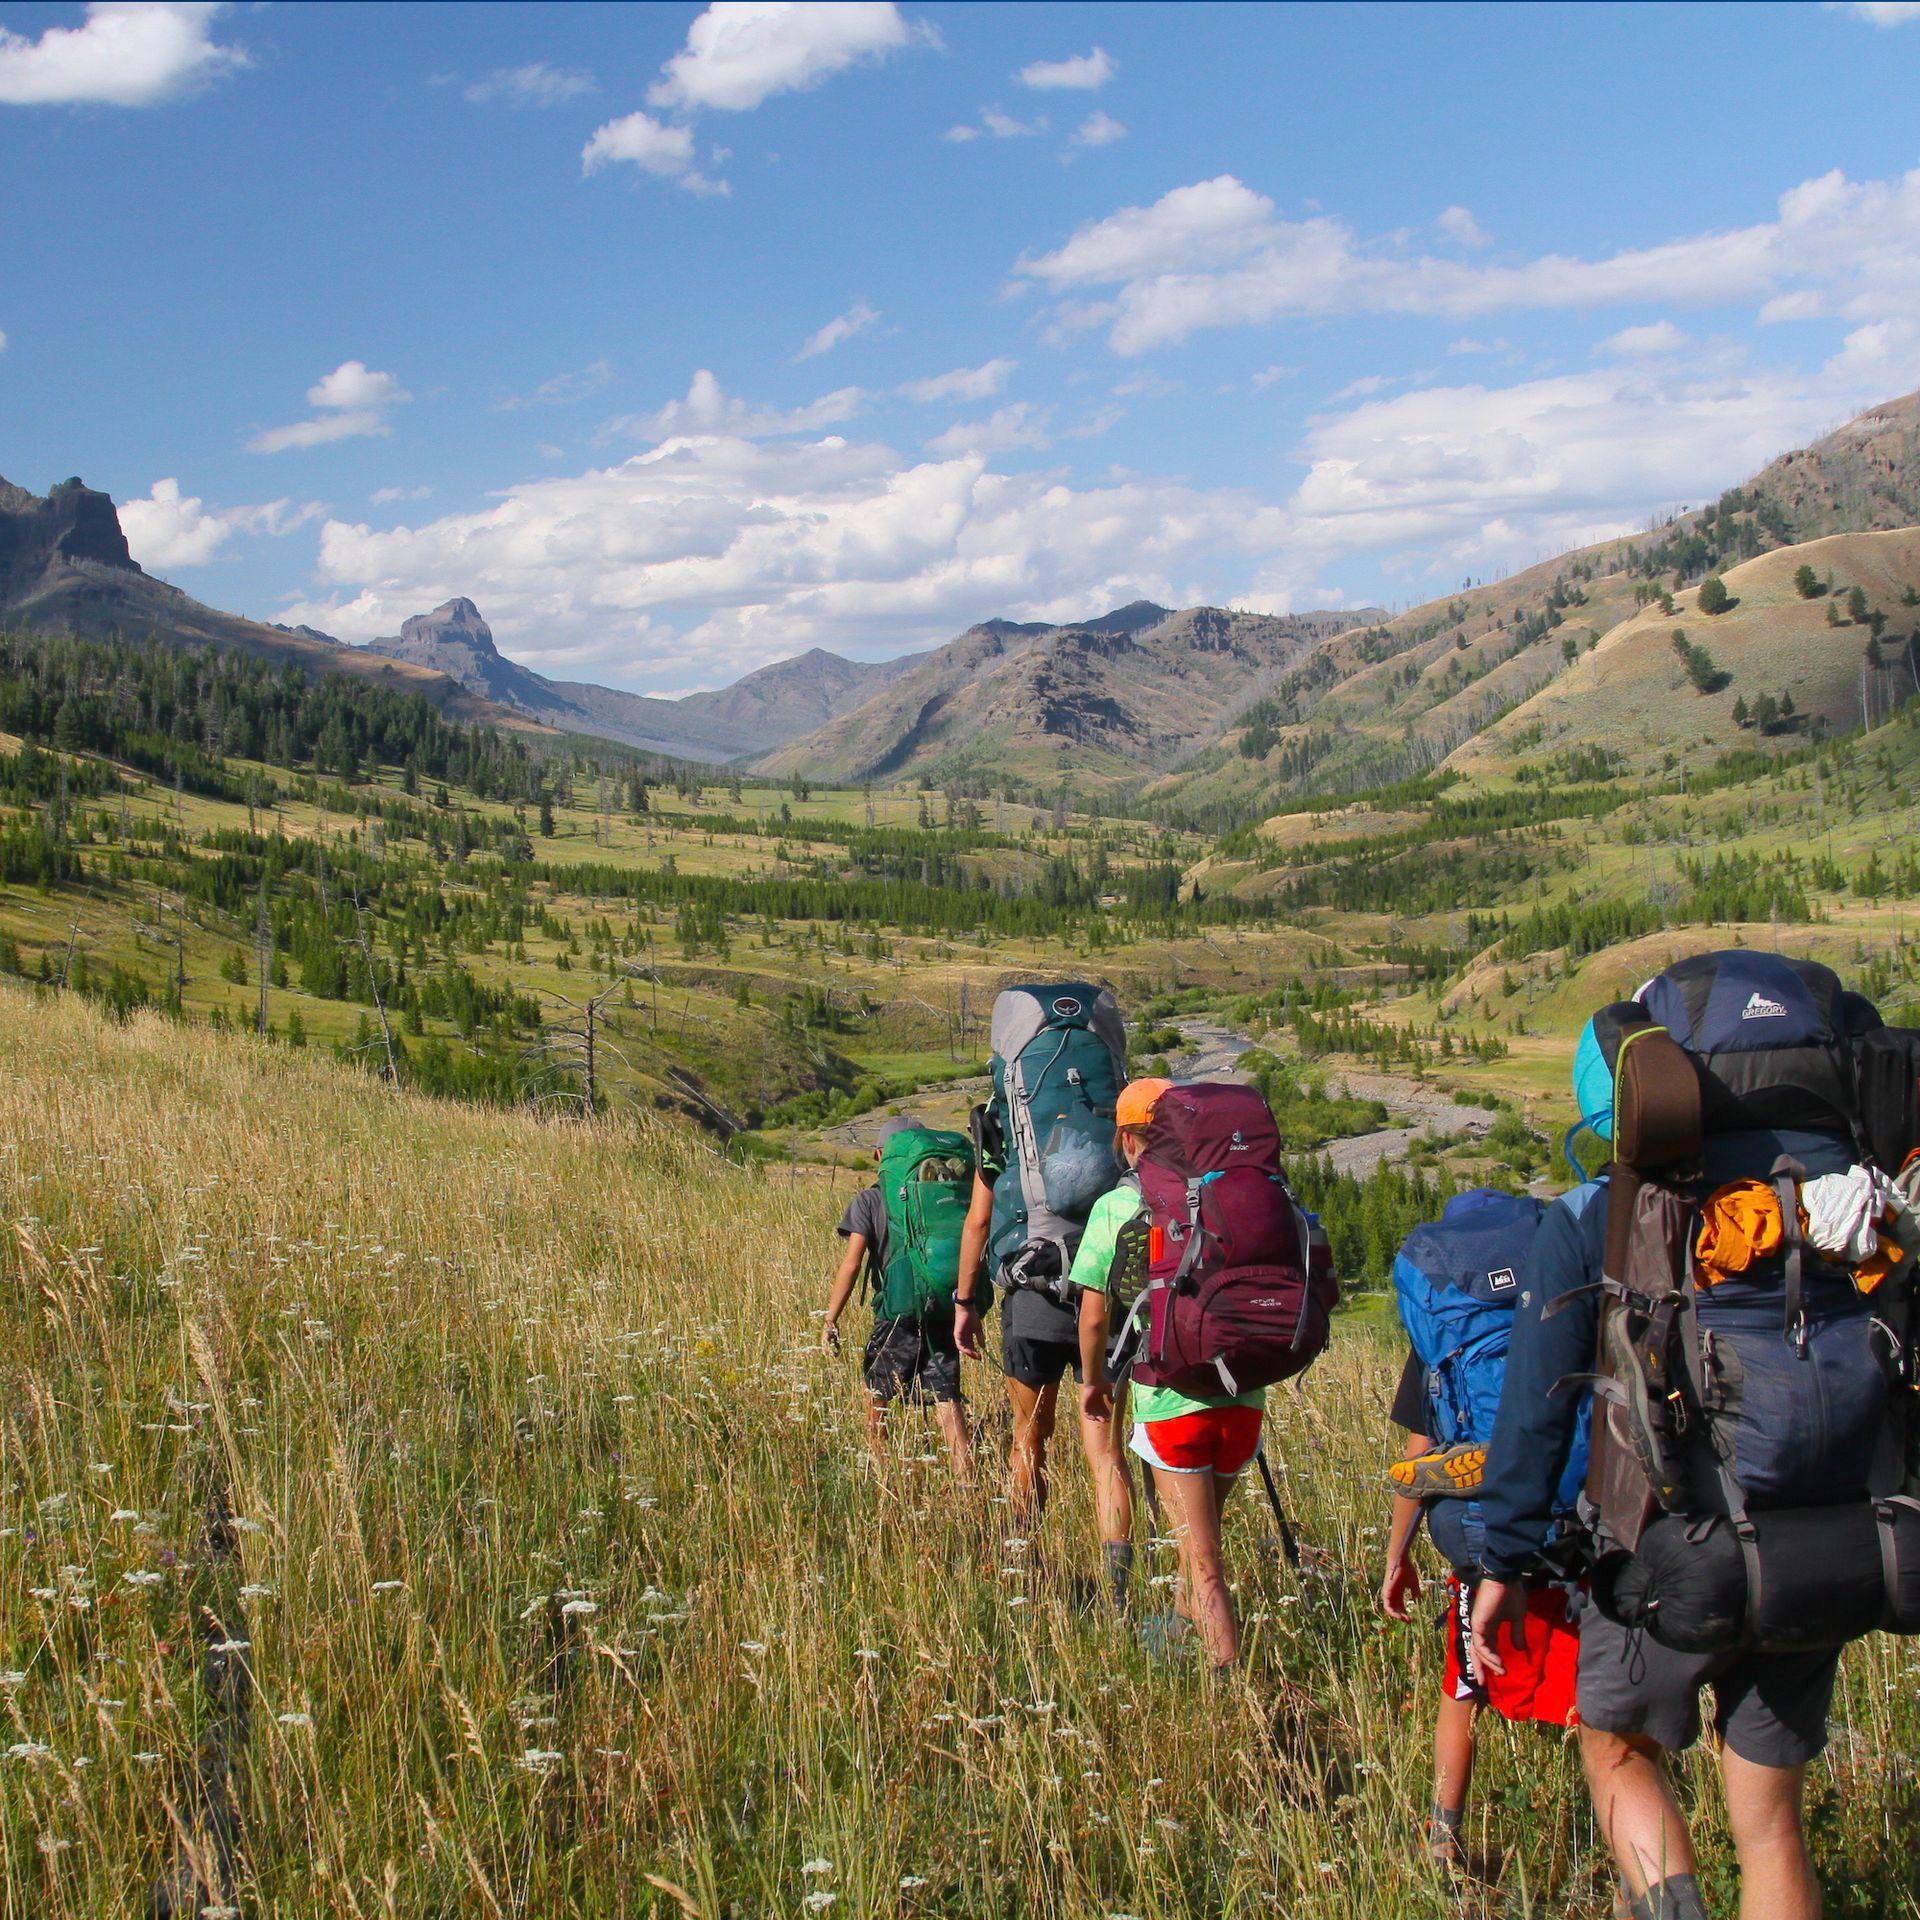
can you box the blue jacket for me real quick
[1477,1128,1859,1580]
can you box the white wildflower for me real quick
[276,1712,312,1728]
[122,1570,164,1588]
[801,1858,834,1876]
[370,1580,404,1593]
[560,1599,597,1617]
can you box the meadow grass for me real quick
[3,988,1919,1917]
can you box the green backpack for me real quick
[874,1127,976,1320]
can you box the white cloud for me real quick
[1069,109,1126,150]
[464,62,596,108]
[650,1,921,113]
[897,358,1016,404]
[1827,2,1920,22]
[1436,205,1491,249]
[120,477,319,569]
[307,361,407,412]
[948,103,1046,141]
[1599,320,1690,357]
[370,485,433,505]
[1251,363,1299,389]
[497,360,614,410]
[1016,46,1115,90]
[793,299,879,361]
[0,1,246,107]
[1015,164,1920,355]
[924,402,1054,457]
[0,328,8,352]
[581,110,728,193]
[272,312,1920,683]
[608,368,867,442]
[277,428,1294,682]
[248,360,411,455]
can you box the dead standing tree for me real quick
[526,972,646,1117]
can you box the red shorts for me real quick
[1442,1574,1581,1727]
[1130,1405,1263,1477]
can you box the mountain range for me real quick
[7,385,1920,796]
[361,598,923,760]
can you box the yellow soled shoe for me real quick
[1387,1442,1486,1498]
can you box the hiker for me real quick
[1382,1190,1583,1871]
[953,984,1134,1600]
[1471,953,1918,1920]
[1079,1078,1338,1670]
[823,1117,972,1478]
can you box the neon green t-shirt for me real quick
[1069,1184,1266,1426]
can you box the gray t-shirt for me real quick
[837,1184,889,1289]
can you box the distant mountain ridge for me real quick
[362,599,924,759]
[754,601,1385,786]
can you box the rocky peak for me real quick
[0,473,141,600]
[398,597,497,657]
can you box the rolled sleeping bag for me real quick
[1593,1497,1920,1655]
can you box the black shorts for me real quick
[1001,1328,1083,1389]
[863,1311,962,1406]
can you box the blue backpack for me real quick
[1393,1188,1583,1564]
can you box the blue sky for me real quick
[4,1,1920,693]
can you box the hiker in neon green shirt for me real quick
[1072,1077,1265,1669]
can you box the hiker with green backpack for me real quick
[823,1116,975,1478]
[1471,953,1920,1920]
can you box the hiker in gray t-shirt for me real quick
[821,1119,970,1478]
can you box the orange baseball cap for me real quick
[1115,1077,1173,1129]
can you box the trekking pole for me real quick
[1254,1447,1304,1575]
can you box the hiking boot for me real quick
[1388,1442,1486,1498]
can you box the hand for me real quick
[1379,1554,1421,1622]
[1469,1578,1528,1679]
[821,1317,841,1357]
[953,1300,982,1358]
[1081,1380,1114,1424]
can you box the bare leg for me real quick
[863,1392,888,1463]
[1075,1394,1133,1546]
[1006,1379,1058,1527]
[1581,1726,1696,1902]
[1151,1464,1240,1667]
[935,1397,972,1484]
[1430,1693,1479,1860]
[1721,1750,1819,1920]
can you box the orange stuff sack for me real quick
[1693,1180,1784,1288]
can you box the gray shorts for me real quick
[1577,1606,1840,1766]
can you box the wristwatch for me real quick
[954,1294,976,1311]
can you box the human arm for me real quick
[952,1170,993,1358]
[1380,1430,1428,1622]
[822,1233,865,1354]
[1078,1285,1113,1422]
[1476,1187,1607,1579]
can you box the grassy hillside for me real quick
[1458,528,1920,773]
[1151,389,1920,825]
[5,993,1918,1918]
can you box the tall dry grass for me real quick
[2,984,1918,1917]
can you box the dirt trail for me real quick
[1170,1019,1494,1177]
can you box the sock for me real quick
[1104,1540,1134,1606]
[1429,1801,1463,1840]
[1628,1874,1708,1920]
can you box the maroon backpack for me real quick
[1126,1082,1337,1398]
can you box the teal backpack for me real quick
[875,1127,976,1319]
[986,983,1127,1303]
